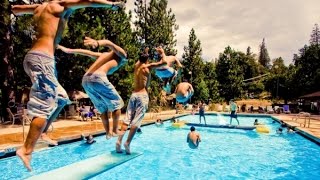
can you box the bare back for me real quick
[176,82,192,96]
[158,56,177,69]
[31,2,67,56]
[188,131,200,147]
[133,62,150,93]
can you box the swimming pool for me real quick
[1,114,320,179]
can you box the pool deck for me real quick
[0,110,319,153]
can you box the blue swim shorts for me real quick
[176,90,194,103]
[123,92,149,128]
[155,67,176,78]
[82,73,124,113]
[23,51,71,120]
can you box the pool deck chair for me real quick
[27,151,142,180]
[186,123,256,130]
[266,106,274,114]
[283,105,291,114]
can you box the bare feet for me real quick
[112,130,125,137]
[116,141,123,153]
[16,148,32,171]
[40,134,58,146]
[124,142,131,155]
[106,133,112,140]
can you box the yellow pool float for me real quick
[172,122,185,128]
[256,125,270,133]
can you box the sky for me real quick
[126,0,320,65]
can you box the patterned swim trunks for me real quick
[123,92,149,128]
[82,73,124,113]
[23,51,70,120]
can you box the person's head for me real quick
[137,128,142,133]
[86,134,93,141]
[139,52,149,63]
[190,126,195,131]
[254,119,258,123]
[278,128,283,132]
[155,45,164,54]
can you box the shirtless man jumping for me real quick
[175,82,194,104]
[58,37,127,139]
[155,51,183,93]
[12,0,124,171]
[116,46,167,154]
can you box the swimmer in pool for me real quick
[187,126,201,149]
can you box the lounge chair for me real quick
[274,106,280,113]
[283,105,291,114]
[266,106,274,114]
[6,108,23,125]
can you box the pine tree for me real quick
[246,46,252,56]
[0,0,15,119]
[258,38,271,68]
[134,0,178,52]
[216,46,244,101]
[181,28,206,102]
[310,23,320,45]
[203,62,219,102]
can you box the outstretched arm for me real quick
[61,0,125,10]
[147,47,167,69]
[11,4,40,16]
[175,57,183,68]
[57,45,102,59]
[84,37,127,59]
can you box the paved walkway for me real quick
[0,110,319,150]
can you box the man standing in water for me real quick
[116,46,167,154]
[12,0,124,171]
[229,99,240,125]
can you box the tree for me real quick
[203,62,220,102]
[216,46,244,101]
[181,28,206,102]
[0,0,15,119]
[258,38,271,68]
[134,0,178,52]
[310,23,320,46]
[264,57,288,99]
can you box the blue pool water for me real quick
[1,114,320,180]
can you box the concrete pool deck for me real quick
[0,111,319,153]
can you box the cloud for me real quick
[126,0,320,65]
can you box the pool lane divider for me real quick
[186,123,256,130]
[27,151,142,180]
